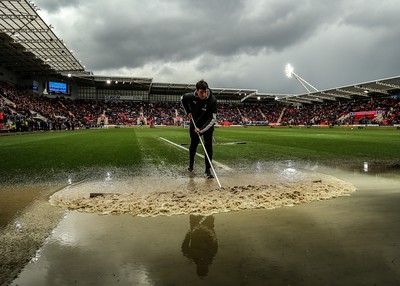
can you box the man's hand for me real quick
[188,113,200,134]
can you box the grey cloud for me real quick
[35,0,81,12]
[68,0,345,71]
[34,0,400,93]
[340,1,400,30]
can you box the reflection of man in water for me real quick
[181,215,218,277]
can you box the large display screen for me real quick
[48,81,68,94]
[32,80,38,92]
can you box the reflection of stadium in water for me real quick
[326,162,400,179]
[181,215,218,277]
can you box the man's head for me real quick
[195,79,209,100]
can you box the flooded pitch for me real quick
[2,162,400,285]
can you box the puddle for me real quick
[2,163,400,286]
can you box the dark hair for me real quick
[196,79,208,91]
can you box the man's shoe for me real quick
[205,169,214,179]
[187,167,194,172]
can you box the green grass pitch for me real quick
[1,127,399,183]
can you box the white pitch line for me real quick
[160,137,232,171]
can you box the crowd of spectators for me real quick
[280,97,400,126]
[1,82,399,133]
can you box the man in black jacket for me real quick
[181,80,217,178]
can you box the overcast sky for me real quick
[35,0,400,94]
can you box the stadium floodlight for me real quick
[284,63,319,94]
[285,64,294,78]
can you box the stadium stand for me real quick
[0,0,399,132]
[1,81,399,132]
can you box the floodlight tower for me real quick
[285,63,319,93]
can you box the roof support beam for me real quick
[2,28,52,33]
[300,96,324,103]
[285,97,313,104]
[354,85,389,95]
[0,15,38,20]
[336,88,369,97]
[321,91,351,99]
[376,81,400,89]
[307,94,337,101]
[240,92,257,102]
[12,39,58,43]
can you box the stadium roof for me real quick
[0,0,85,75]
[71,75,276,103]
[150,82,269,102]
[279,75,400,104]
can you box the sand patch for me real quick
[49,172,356,217]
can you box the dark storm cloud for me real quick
[37,0,344,71]
[34,0,400,92]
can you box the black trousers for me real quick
[189,125,214,171]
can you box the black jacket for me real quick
[181,89,217,133]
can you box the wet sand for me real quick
[3,165,400,285]
[48,171,355,217]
